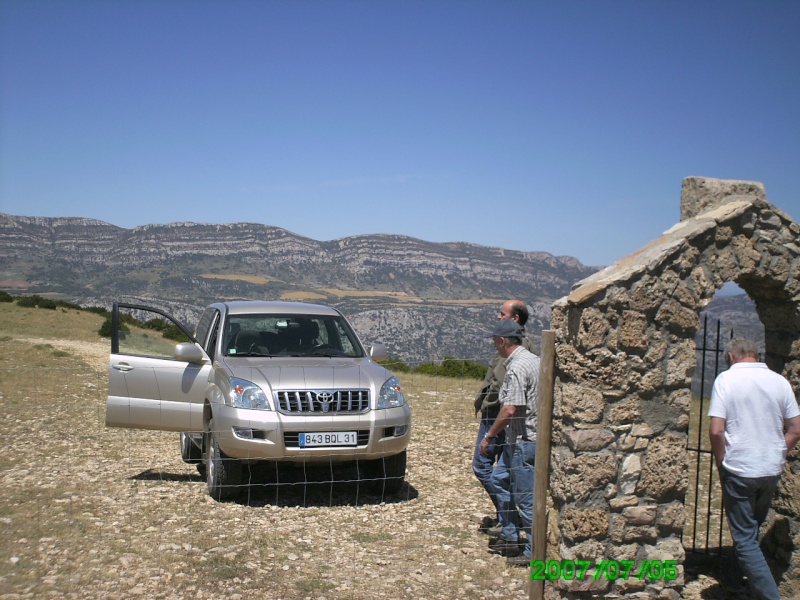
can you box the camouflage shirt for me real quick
[474,331,533,414]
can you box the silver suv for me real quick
[105,300,411,500]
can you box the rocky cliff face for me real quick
[1,213,601,363]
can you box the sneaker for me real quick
[485,524,503,537]
[506,553,532,567]
[488,538,523,557]
[478,516,499,534]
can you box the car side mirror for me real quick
[175,342,206,364]
[370,342,388,363]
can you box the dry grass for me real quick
[201,274,272,284]
[279,292,328,300]
[0,303,533,599]
[0,303,728,599]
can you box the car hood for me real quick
[222,356,394,390]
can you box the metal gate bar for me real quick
[685,316,733,556]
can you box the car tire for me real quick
[360,450,406,495]
[204,419,242,501]
[180,432,203,464]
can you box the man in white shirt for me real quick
[708,338,800,600]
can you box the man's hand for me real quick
[786,415,800,452]
[479,437,491,457]
[709,416,726,469]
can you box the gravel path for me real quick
[0,334,727,599]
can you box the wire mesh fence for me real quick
[0,354,539,600]
[0,333,735,599]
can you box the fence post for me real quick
[531,330,555,600]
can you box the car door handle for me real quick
[112,363,134,372]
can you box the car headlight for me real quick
[377,376,406,409]
[229,377,271,410]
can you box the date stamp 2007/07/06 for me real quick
[530,559,678,581]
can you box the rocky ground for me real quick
[0,334,732,599]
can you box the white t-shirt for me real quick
[707,362,800,477]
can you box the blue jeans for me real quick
[493,441,523,542]
[510,440,535,558]
[472,409,505,517]
[720,465,781,600]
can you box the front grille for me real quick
[274,389,370,414]
[284,430,370,448]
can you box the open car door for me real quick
[105,303,211,432]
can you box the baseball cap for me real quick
[491,320,523,338]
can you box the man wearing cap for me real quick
[479,319,540,565]
[472,300,531,538]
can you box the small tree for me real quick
[98,318,129,338]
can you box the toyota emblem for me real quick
[317,391,334,412]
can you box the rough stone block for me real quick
[561,508,609,543]
[619,454,642,495]
[656,501,685,534]
[619,310,649,351]
[579,307,610,349]
[664,340,696,387]
[622,525,658,543]
[606,397,641,426]
[680,176,765,221]
[559,538,605,561]
[563,428,615,452]
[557,382,605,424]
[613,578,647,594]
[636,435,688,502]
[637,367,665,396]
[655,298,699,335]
[551,450,618,504]
[607,542,639,561]
[622,505,657,526]
[609,495,639,511]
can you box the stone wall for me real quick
[546,177,800,599]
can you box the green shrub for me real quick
[411,357,486,380]
[439,356,487,380]
[98,317,130,338]
[16,295,57,310]
[142,318,168,331]
[0,291,14,303]
[161,323,189,342]
[53,299,82,310]
[98,318,113,338]
[384,357,411,373]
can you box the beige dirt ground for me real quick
[0,307,731,599]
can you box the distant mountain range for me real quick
[0,214,600,363]
[0,214,758,365]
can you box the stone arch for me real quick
[547,177,800,599]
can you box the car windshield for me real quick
[223,314,364,358]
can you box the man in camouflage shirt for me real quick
[479,319,540,565]
[472,299,532,537]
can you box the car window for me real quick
[224,314,363,358]
[116,306,193,359]
[194,308,218,349]
[203,311,221,360]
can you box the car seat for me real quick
[234,329,262,354]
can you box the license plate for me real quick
[299,431,357,447]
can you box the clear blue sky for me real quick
[1,1,798,267]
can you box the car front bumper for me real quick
[212,403,411,463]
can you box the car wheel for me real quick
[360,450,406,496]
[204,419,242,501]
[180,432,203,464]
